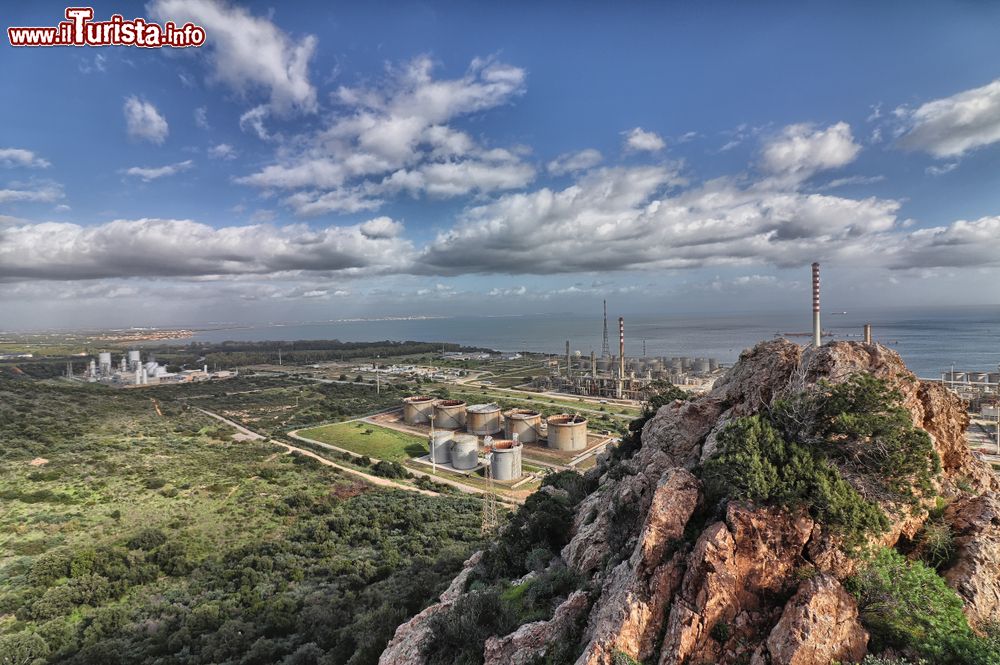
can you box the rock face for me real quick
[751,574,868,665]
[379,340,1000,665]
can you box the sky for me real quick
[3,1,1000,329]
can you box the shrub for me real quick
[846,548,999,663]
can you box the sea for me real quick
[187,306,1000,380]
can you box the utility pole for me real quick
[376,355,381,395]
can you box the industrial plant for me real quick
[399,395,602,481]
[536,302,725,399]
[66,350,236,386]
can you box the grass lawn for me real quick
[297,420,428,461]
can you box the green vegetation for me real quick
[424,471,594,664]
[701,375,941,546]
[846,548,1000,664]
[608,380,689,464]
[0,374,482,664]
[297,421,426,462]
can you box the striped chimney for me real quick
[812,262,821,347]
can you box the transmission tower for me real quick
[601,299,610,358]
[480,442,500,535]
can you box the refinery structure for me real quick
[66,349,235,386]
[537,302,724,400]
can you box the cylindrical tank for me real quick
[466,403,502,435]
[596,358,610,372]
[490,439,522,481]
[433,399,467,429]
[970,372,988,384]
[429,431,453,465]
[694,357,711,374]
[504,409,542,443]
[128,350,141,366]
[98,352,112,373]
[450,434,479,470]
[708,358,719,371]
[403,396,436,425]
[546,414,588,451]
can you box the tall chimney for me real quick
[566,340,571,377]
[863,323,872,345]
[812,262,821,347]
[590,350,596,378]
[618,317,625,398]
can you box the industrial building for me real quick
[69,349,229,387]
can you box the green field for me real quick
[296,421,428,461]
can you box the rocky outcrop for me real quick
[483,590,590,665]
[751,574,868,665]
[943,494,1000,626]
[378,551,482,665]
[381,340,1000,665]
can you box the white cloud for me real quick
[208,143,237,159]
[237,55,532,213]
[194,106,210,130]
[122,160,194,181]
[0,217,413,281]
[623,127,665,152]
[925,162,958,176]
[0,182,63,204]
[417,164,899,275]
[123,96,169,144]
[897,78,1000,158]
[0,148,50,169]
[760,122,860,181]
[359,216,403,239]
[889,216,1000,269]
[149,0,317,114]
[547,149,602,175]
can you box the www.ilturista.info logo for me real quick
[8,7,206,48]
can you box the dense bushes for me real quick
[846,548,1000,664]
[701,374,941,545]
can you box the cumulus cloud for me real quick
[624,127,665,152]
[359,216,403,239]
[760,122,861,181]
[123,97,169,144]
[236,55,531,214]
[889,216,1000,269]
[897,78,1000,158]
[547,149,603,175]
[0,148,50,169]
[417,164,899,275]
[122,160,194,181]
[149,0,317,114]
[0,218,413,281]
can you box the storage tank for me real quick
[504,409,542,443]
[694,357,711,374]
[970,372,988,384]
[450,434,480,470]
[466,403,502,435]
[708,358,719,372]
[546,414,588,451]
[433,399,467,429]
[402,395,436,425]
[489,439,522,481]
[128,350,141,368]
[429,431,453,465]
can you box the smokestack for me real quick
[590,350,596,378]
[812,262,821,347]
[618,317,625,399]
[565,340,571,377]
[863,323,872,345]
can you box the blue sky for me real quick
[3,1,1000,329]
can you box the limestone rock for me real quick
[483,590,590,665]
[943,494,1000,625]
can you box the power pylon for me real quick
[480,442,500,535]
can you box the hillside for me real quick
[381,340,1000,665]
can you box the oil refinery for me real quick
[66,350,236,386]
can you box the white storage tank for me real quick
[429,431,453,465]
[433,399,467,429]
[466,403,502,435]
[450,434,480,470]
[402,396,436,425]
[490,439,522,481]
[546,414,588,451]
[504,409,542,443]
